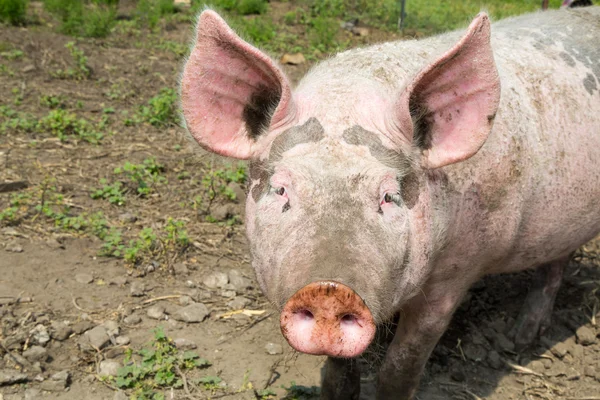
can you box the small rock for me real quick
[463,343,487,362]
[487,350,503,369]
[45,238,64,250]
[40,370,69,392]
[22,65,35,73]
[280,53,306,65]
[545,360,568,377]
[550,342,569,358]
[105,347,125,359]
[173,303,209,323]
[118,212,137,223]
[123,314,142,325]
[99,360,121,377]
[185,280,196,288]
[145,264,155,274]
[221,290,236,298]
[31,324,50,346]
[102,320,120,337]
[179,295,192,306]
[147,305,166,320]
[265,342,283,355]
[109,276,128,286]
[5,241,23,253]
[72,320,95,334]
[350,26,369,36]
[584,365,596,377]
[529,360,545,373]
[494,333,515,352]
[203,271,229,289]
[173,263,188,275]
[81,326,110,350]
[489,319,506,334]
[51,321,73,341]
[24,388,41,400]
[210,203,236,221]
[575,326,597,346]
[22,346,48,363]
[227,296,251,310]
[130,281,146,297]
[116,336,130,346]
[174,338,197,350]
[227,270,252,292]
[0,369,29,385]
[450,364,466,382]
[75,273,94,284]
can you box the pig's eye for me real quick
[274,187,286,197]
[382,192,401,205]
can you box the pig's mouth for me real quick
[279,281,376,358]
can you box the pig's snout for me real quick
[280,281,375,358]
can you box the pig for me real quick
[180,7,600,399]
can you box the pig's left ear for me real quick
[181,10,294,159]
[396,13,500,169]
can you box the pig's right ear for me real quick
[181,10,294,159]
[395,13,501,170]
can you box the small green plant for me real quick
[155,40,188,58]
[0,0,27,26]
[37,109,104,143]
[282,381,321,400]
[113,327,211,398]
[53,42,90,80]
[91,179,126,205]
[283,11,296,25]
[11,87,23,106]
[164,217,189,248]
[0,49,24,60]
[39,94,66,109]
[137,88,178,126]
[234,16,276,46]
[44,0,116,37]
[196,375,222,391]
[114,158,166,196]
[100,228,125,257]
[0,106,37,134]
[237,0,267,15]
[256,388,277,399]
[309,17,338,52]
[135,0,176,29]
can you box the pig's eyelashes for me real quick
[382,192,401,206]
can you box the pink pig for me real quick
[181,7,600,399]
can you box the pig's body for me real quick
[181,7,600,399]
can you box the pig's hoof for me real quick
[507,311,549,350]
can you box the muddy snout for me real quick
[280,281,375,358]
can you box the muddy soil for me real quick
[1,2,599,400]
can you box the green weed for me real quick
[237,0,267,15]
[0,0,27,26]
[114,158,166,197]
[137,88,178,126]
[44,0,117,38]
[52,42,90,80]
[91,179,126,206]
[234,16,276,46]
[39,94,66,109]
[113,327,211,399]
[37,109,104,143]
[135,0,176,29]
[0,49,24,60]
[282,381,321,400]
[0,106,37,134]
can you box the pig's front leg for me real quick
[320,357,360,400]
[376,287,467,400]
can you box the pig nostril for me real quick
[295,309,314,321]
[340,314,357,325]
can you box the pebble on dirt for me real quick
[172,303,209,323]
[30,324,50,346]
[147,304,166,320]
[39,370,69,392]
[0,369,29,386]
[50,321,73,341]
[5,241,23,253]
[130,281,146,297]
[227,269,252,292]
[575,326,597,346]
[99,360,121,377]
[22,346,48,363]
[75,273,94,284]
[72,320,95,335]
[265,342,283,355]
[79,326,110,351]
[203,271,228,289]
[174,338,197,350]
[123,314,142,325]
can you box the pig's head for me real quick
[181,11,500,358]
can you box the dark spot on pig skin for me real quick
[583,73,598,95]
[242,84,282,139]
[249,118,325,202]
[282,202,290,213]
[269,118,325,163]
[342,126,411,171]
[559,52,576,68]
[400,172,420,209]
[487,113,497,123]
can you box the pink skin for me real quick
[181,8,600,400]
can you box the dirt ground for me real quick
[1,2,599,400]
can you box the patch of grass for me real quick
[282,381,321,400]
[0,105,38,134]
[308,17,339,52]
[0,0,27,26]
[137,88,178,126]
[52,42,90,80]
[39,94,66,109]
[113,327,212,399]
[233,16,276,47]
[44,0,117,38]
[135,0,177,29]
[114,158,166,197]
[237,0,267,15]
[155,40,189,58]
[37,109,104,143]
[0,49,24,60]
[91,179,126,206]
